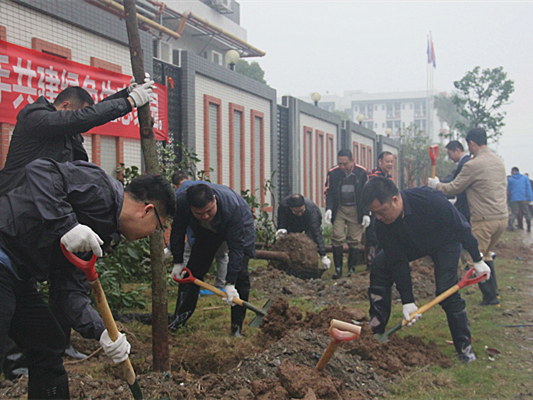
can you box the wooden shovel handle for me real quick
[315,340,339,371]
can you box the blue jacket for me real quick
[375,187,482,304]
[170,183,255,283]
[507,172,533,202]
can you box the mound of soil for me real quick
[271,233,324,279]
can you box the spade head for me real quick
[248,299,273,328]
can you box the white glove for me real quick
[529,201,533,206]
[99,329,131,364]
[427,176,440,189]
[362,215,371,229]
[403,303,422,326]
[163,247,172,262]
[321,256,331,270]
[325,209,332,224]
[128,79,154,107]
[275,229,287,240]
[60,224,103,257]
[171,263,185,279]
[223,284,240,306]
[473,259,491,281]
[127,73,151,93]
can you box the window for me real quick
[212,50,223,66]
[304,126,313,199]
[386,121,393,129]
[229,103,245,192]
[402,104,405,110]
[382,123,385,128]
[367,146,373,171]
[361,144,367,169]
[352,141,359,164]
[316,130,325,206]
[203,95,222,184]
[374,123,378,129]
[251,110,265,205]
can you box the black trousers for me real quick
[172,228,251,328]
[369,242,471,351]
[0,266,66,384]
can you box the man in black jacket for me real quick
[0,158,176,399]
[0,77,153,367]
[324,149,370,278]
[169,183,255,337]
[276,194,331,269]
[362,177,490,362]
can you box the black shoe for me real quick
[479,298,500,306]
[168,316,187,332]
[64,344,87,360]
[459,345,477,363]
[231,324,244,338]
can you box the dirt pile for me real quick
[271,233,324,279]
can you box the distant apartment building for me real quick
[298,90,446,143]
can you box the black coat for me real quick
[0,159,123,281]
[442,154,471,221]
[375,187,482,304]
[324,164,368,223]
[0,89,131,197]
[277,196,325,256]
[170,183,255,284]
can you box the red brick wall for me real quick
[32,38,71,60]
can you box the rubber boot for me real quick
[332,246,344,279]
[478,260,499,306]
[230,287,249,338]
[368,286,392,335]
[446,309,476,362]
[168,283,200,331]
[527,219,531,233]
[347,248,359,277]
[28,372,70,399]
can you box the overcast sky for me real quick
[240,1,533,174]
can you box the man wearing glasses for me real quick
[169,183,255,337]
[0,158,176,399]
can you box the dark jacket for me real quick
[375,187,482,304]
[278,196,325,256]
[0,89,131,197]
[368,166,392,180]
[0,159,123,282]
[442,154,471,221]
[170,183,255,284]
[324,164,368,223]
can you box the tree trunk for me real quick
[123,0,169,372]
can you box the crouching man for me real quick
[363,177,490,362]
[0,159,175,399]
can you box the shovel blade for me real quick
[248,299,273,328]
[378,321,403,343]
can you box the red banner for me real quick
[0,40,168,141]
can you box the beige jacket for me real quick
[436,147,508,222]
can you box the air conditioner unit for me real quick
[159,41,172,64]
[212,0,232,13]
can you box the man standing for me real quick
[363,177,490,363]
[276,194,331,270]
[324,149,370,278]
[443,141,471,222]
[507,167,533,232]
[365,151,395,269]
[429,128,507,306]
[0,158,176,399]
[169,183,255,337]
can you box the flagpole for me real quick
[426,34,430,139]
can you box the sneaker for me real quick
[459,349,477,363]
[64,344,87,360]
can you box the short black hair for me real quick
[338,149,353,160]
[466,128,487,146]
[287,194,305,208]
[362,177,399,209]
[172,170,188,186]
[53,86,95,109]
[512,167,519,173]
[445,141,464,152]
[186,184,214,208]
[378,151,393,161]
[125,174,176,218]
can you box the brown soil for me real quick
[270,233,324,279]
[0,239,499,400]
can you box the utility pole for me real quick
[123,0,170,372]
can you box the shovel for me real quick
[378,268,488,343]
[173,267,272,328]
[429,144,439,178]
[315,319,361,371]
[60,244,146,400]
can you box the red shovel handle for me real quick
[429,145,439,165]
[173,267,197,284]
[60,243,98,282]
[457,266,488,289]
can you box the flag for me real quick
[427,36,436,68]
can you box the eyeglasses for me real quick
[146,203,165,232]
